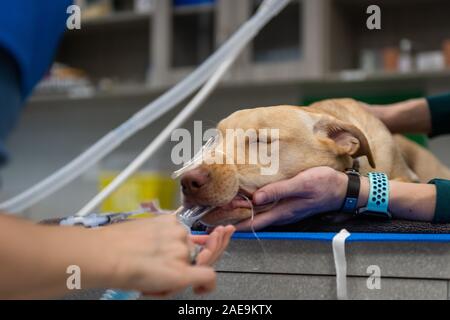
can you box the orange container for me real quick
[443,40,450,68]
[383,47,400,72]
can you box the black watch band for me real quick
[340,170,361,214]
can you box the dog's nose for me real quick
[180,166,211,195]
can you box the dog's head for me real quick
[179,105,374,226]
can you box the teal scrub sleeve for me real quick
[429,179,450,223]
[426,93,450,137]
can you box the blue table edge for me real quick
[191,231,450,243]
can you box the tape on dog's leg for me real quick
[332,229,351,300]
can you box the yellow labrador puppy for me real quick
[180,98,450,226]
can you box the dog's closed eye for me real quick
[250,136,277,144]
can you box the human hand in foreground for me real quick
[100,216,234,297]
[0,213,234,299]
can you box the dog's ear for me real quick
[313,117,376,168]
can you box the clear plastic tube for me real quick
[0,0,291,214]
[76,52,236,216]
[171,134,219,179]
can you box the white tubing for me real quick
[76,53,236,216]
[332,229,351,300]
[0,0,290,214]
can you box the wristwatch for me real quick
[340,170,392,219]
[358,172,392,219]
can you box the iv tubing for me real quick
[0,0,290,214]
[76,54,236,216]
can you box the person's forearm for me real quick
[0,214,113,299]
[356,177,436,221]
[374,98,432,134]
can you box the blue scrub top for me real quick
[0,0,71,166]
[0,0,72,97]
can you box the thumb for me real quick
[253,177,305,205]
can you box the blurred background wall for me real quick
[1,0,450,220]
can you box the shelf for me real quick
[328,0,450,72]
[28,69,450,104]
[58,10,152,85]
[29,83,163,103]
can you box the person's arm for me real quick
[425,93,450,137]
[0,214,115,299]
[235,167,438,231]
[0,214,233,299]
[368,93,450,137]
[368,98,432,135]
[356,175,436,222]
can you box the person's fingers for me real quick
[223,225,235,246]
[218,225,234,253]
[190,234,209,246]
[253,176,306,205]
[194,227,223,266]
[191,228,223,264]
[185,266,216,292]
[195,226,234,266]
[215,226,224,248]
[196,248,213,266]
[169,242,191,261]
[205,227,220,255]
[208,226,225,263]
[193,230,219,266]
[211,225,234,263]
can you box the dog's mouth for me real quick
[183,188,253,211]
[183,188,277,227]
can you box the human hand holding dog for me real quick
[235,167,350,231]
[235,165,437,231]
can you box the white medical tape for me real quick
[332,229,351,300]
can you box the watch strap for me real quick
[358,172,391,219]
[340,170,360,214]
